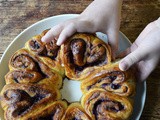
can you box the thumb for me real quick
[119,47,147,71]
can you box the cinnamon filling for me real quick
[87,44,106,64]
[11,71,34,83]
[45,40,60,59]
[29,39,47,55]
[93,99,124,120]
[4,88,48,116]
[68,38,107,72]
[71,38,86,66]
[37,107,64,120]
[87,71,125,91]
[12,54,36,70]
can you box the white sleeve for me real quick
[155,17,160,28]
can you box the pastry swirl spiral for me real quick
[25,30,64,76]
[81,62,136,97]
[60,33,111,80]
[0,30,136,120]
[81,88,133,120]
[0,83,61,120]
[61,103,91,120]
[7,48,62,89]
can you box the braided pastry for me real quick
[0,30,136,120]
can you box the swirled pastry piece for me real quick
[61,103,91,120]
[5,70,43,84]
[81,88,133,120]
[9,49,37,71]
[81,61,136,96]
[61,33,111,80]
[25,100,67,120]
[25,30,64,76]
[8,48,63,89]
[0,83,61,120]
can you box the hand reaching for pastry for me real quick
[119,18,160,82]
[41,0,123,58]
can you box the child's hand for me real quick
[42,0,122,58]
[119,18,160,82]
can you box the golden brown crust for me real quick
[5,69,43,84]
[61,103,91,120]
[0,83,61,120]
[8,48,63,89]
[60,33,111,80]
[81,88,133,120]
[25,30,64,77]
[25,100,67,120]
[9,49,37,71]
[0,31,136,120]
[81,61,136,97]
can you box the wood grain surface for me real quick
[0,0,160,120]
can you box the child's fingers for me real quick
[56,23,77,46]
[41,24,63,43]
[117,42,138,58]
[119,47,148,71]
[107,29,119,60]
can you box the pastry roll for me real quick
[25,30,64,76]
[0,83,61,120]
[25,100,67,120]
[5,69,43,84]
[61,33,111,80]
[9,49,37,71]
[81,88,133,120]
[61,103,91,120]
[81,62,136,96]
[8,48,62,89]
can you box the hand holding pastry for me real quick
[119,18,160,82]
[42,0,123,58]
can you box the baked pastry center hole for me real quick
[60,78,82,103]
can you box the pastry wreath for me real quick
[0,30,136,120]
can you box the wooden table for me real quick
[0,0,160,120]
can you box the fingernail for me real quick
[56,41,61,46]
[41,36,45,42]
[119,60,128,71]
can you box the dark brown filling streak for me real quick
[92,99,124,120]
[12,54,36,70]
[67,110,86,120]
[11,71,34,83]
[29,39,60,60]
[69,38,107,73]
[87,71,125,91]
[12,54,50,82]
[29,39,47,56]
[4,88,49,117]
[31,108,62,120]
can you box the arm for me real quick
[42,0,123,58]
